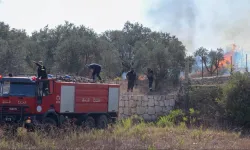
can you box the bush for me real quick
[157,108,200,128]
[189,85,223,120]
[219,72,250,126]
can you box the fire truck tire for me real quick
[97,115,108,129]
[84,116,95,129]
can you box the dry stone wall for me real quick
[119,94,176,121]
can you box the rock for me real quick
[160,101,165,107]
[131,108,136,114]
[124,107,129,115]
[155,106,162,113]
[157,110,164,116]
[124,101,129,107]
[148,100,155,107]
[136,107,145,115]
[153,95,159,100]
[170,99,175,106]
[143,114,151,121]
[122,95,126,100]
[137,100,142,107]
[129,100,136,108]
[164,100,170,106]
[157,96,162,101]
[123,96,129,101]
[119,100,124,107]
[148,95,154,99]
[148,107,155,115]
[154,100,159,106]
[119,108,124,114]
[137,95,143,101]
[118,94,176,120]
[119,114,126,119]
[141,101,148,107]
[143,96,149,101]
[131,95,136,100]
[151,115,157,121]
[161,95,166,100]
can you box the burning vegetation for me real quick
[189,44,249,78]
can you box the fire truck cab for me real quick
[0,75,120,130]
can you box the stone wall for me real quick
[118,94,176,121]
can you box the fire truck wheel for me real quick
[97,115,108,129]
[84,116,96,130]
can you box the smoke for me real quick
[147,0,197,52]
[146,0,250,53]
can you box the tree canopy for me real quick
[0,21,188,89]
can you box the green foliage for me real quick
[157,108,200,127]
[189,85,224,119]
[219,72,250,125]
[186,56,195,73]
[0,21,186,89]
[194,47,224,76]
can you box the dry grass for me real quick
[0,117,250,149]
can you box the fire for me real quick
[219,44,236,69]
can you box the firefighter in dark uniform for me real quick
[33,61,48,80]
[33,61,48,94]
[86,63,102,82]
[126,68,137,92]
[147,68,154,92]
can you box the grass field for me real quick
[0,116,250,150]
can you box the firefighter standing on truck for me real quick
[33,61,48,94]
[33,61,48,79]
[126,68,137,93]
[86,63,102,83]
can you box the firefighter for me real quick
[33,61,48,80]
[86,63,102,82]
[147,68,154,92]
[126,68,137,92]
[33,61,48,94]
[8,73,13,77]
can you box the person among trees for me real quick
[126,68,137,93]
[86,63,102,82]
[147,68,154,92]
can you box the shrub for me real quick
[219,72,250,126]
[157,108,200,128]
[189,85,223,120]
[157,109,184,127]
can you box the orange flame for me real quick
[219,44,236,69]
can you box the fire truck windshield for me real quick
[0,81,36,97]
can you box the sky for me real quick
[1,0,250,54]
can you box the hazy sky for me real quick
[0,0,150,34]
[1,0,250,54]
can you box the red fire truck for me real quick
[0,74,120,130]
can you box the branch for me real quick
[212,58,219,73]
[203,57,212,73]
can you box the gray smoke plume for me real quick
[147,0,197,52]
[146,0,250,53]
